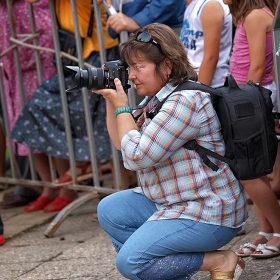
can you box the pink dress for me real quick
[0,0,57,155]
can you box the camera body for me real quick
[66,60,131,93]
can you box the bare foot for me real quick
[266,235,280,249]
[250,232,273,246]
[211,250,238,274]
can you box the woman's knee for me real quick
[116,250,139,280]
[97,191,131,232]
[97,194,116,229]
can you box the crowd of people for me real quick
[0,0,280,279]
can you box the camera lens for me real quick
[65,60,130,93]
[66,66,109,92]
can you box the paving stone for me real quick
[0,180,279,280]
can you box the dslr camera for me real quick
[66,60,131,93]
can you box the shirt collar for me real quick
[154,82,178,103]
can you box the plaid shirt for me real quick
[121,83,248,228]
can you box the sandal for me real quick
[210,258,245,280]
[42,196,76,213]
[233,258,245,280]
[250,233,280,259]
[210,271,234,279]
[53,162,93,187]
[24,196,53,212]
[235,231,273,257]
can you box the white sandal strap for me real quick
[273,233,280,238]
[255,244,280,254]
[259,231,273,241]
[242,242,257,250]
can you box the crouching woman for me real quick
[95,23,248,280]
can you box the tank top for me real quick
[230,8,274,86]
[180,0,232,88]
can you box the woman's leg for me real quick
[24,154,73,212]
[241,177,280,250]
[269,143,280,197]
[41,157,78,213]
[118,220,239,280]
[98,190,241,280]
[33,153,58,199]
[53,157,77,200]
[24,153,58,212]
[54,160,104,186]
[97,189,157,252]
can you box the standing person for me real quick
[98,0,185,36]
[223,0,280,259]
[0,0,57,208]
[11,0,120,212]
[180,0,232,87]
[96,23,248,280]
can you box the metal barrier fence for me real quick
[0,0,131,235]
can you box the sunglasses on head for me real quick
[135,31,162,52]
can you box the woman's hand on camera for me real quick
[94,78,129,109]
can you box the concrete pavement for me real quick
[0,175,280,280]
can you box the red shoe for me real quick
[24,196,53,212]
[53,162,93,187]
[42,196,76,213]
[0,235,5,245]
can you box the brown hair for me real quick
[229,0,276,24]
[120,23,198,87]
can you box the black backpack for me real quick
[148,74,278,180]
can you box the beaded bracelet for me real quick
[114,106,132,117]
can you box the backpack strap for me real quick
[183,140,234,171]
[148,81,231,172]
[147,81,221,119]
[183,140,219,171]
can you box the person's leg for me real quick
[98,190,241,280]
[0,154,41,209]
[24,153,58,212]
[98,189,157,252]
[42,157,79,213]
[14,155,41,197]
[54,157,78,200]
[269,142,280,197]
[33,153,58,198]
[53,160,104,186]
[118,220,240,280]
[240,177,280,252]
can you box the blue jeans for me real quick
[97,189,240,280]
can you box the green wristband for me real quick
[114,106,132,117]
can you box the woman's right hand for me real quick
[94,78,129,110]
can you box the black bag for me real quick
[53,8,94,68]
[148,74,278,180]
[54,29,80,68]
